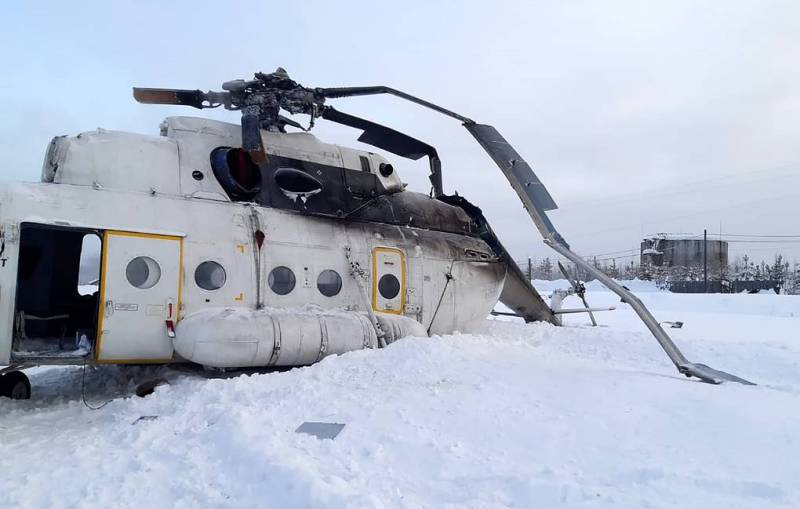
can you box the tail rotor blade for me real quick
[558,261,597,325]
[557,261,574,288]
[557,261,582,295]
[578,293,598,326]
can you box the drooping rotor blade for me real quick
[321,107,443,195]
[322,107,434,159]
[464,124,564,245]
[548,240,754,384]
[317,86,561,239]
[317,81,753,384]
[133,88,210,109]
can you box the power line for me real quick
[725,239,800,244]
[564,190,800,242]
[517,230,800,265]
[717,233,800,238]
[556,162,800,209]
[564,237,800,264]
[580,247,640,257]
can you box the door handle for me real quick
[165,297,176,339]
[105,300,114,318]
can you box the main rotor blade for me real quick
[318,86,473,123]
[322,107,434,160]
[321,106,444,196]
[464,123,566,248]
[315,79,752,385]
[465,124,558,212]
[132,88,209,109]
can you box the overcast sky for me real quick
[1,1,798,265]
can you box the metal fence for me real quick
[667,280,780,294]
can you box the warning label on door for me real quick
[114,303,139,312]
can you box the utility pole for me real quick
[703,229,708,293]
[527,257,532,281]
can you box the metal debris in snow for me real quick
[131,415,159,425]
[295,421,345,440]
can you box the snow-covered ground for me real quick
[1,281,799,508]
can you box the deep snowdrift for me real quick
[1,285,798,508]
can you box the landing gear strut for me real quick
[0,371,31,399]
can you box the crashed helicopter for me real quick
[0,68,752,399]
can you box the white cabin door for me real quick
[96,231,182,363]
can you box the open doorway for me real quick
[12,223,101,359]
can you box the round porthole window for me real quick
[317,269,342,297]
[126,256,161,289]
[195,261,226,291]
[378,274,401,299]
[268,266,296,295]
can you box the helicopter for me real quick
[0,68,751,400]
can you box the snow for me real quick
[78,284,98,296]
[2,285,799,508]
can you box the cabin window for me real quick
[317,270,342,297]
[268,266,296,295]
[78,234,101,295]
[359,156,371,172]
[126,256,161,289]
[194,261,226,291]
[378,274,401,299]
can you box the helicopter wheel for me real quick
[0,371,31,400]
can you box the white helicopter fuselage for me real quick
[0,117,506,369]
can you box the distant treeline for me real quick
[517,254,800,295]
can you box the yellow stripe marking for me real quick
[371,246,406,315]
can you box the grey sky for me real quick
[2,1,798,265]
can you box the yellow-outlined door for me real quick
[96,231,183,363]
[372,247,405,314]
